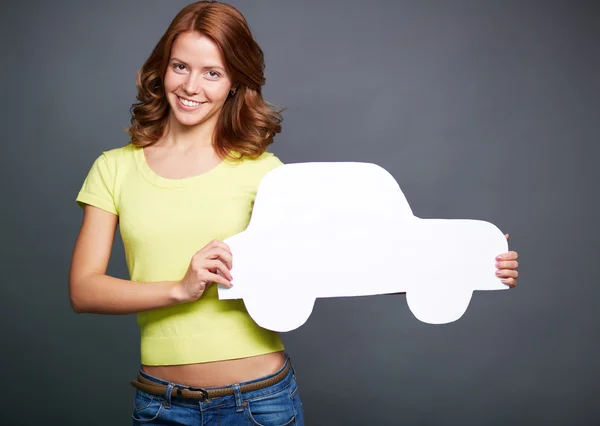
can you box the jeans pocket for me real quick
[132,390,164,424]
[245,387,296,426]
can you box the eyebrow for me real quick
[170,57,225,72]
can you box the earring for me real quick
[230,89,237,96]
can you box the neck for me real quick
[160,112,219,153]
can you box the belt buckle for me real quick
[177,386,209,401]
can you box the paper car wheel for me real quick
[406,287,473,325]
[243,293,316,333]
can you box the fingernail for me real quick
[501,279,510,284]
[496,270,501,276]
[495,262,500,268]
[496,256,502,261]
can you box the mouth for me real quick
[177,95,205,108]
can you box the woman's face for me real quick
[164,31,234,129]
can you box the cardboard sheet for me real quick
[218,163,508,332]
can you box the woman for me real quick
[69,1,519,425]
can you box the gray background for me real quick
[2,0,599,425]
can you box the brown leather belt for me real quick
[130,362,291,401]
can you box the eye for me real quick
[206,70,221,80]
[172,63,187,73]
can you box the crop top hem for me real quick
[140,332,285,366]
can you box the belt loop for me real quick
[286,353,296,378]
[164,383,174,408]
[233,383,244,413]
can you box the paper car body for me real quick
[218,162,508,332]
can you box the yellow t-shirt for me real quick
[76,143,285,365]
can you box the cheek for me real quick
[164,71,182,92]
[206,82,232,102]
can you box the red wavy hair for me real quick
[126,1,282,160]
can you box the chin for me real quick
[170,110,209,127]
[177,116,207,127]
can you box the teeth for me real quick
[179,97,201,107]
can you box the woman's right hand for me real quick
[175,240,233,303]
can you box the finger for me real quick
[496,269,519,279]
[505,233,510,241]
[197,247,233,270]
[199,240,230,256]
[209,248,233,270]
[210,239,232,254]
[495,251,519,261]
[206,272,232,288]
[501,277,517,288]
[495,260,519,270]
[205,260,233,281]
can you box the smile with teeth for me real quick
[178,96,203,107]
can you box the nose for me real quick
[182,72,202,96]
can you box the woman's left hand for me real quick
[495,233,519,288]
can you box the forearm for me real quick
[69,273,187,315]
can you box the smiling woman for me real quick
[69,1,521,424]
[69,1,304,425]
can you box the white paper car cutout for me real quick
[218,162,509,332]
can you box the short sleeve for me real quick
[261,152,284,173]
[76,152,118,215]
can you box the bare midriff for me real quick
[141,351,285,388]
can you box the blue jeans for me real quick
[132,355,304,425]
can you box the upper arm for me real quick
[69,205,118,299]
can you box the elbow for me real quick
[70,300,86,314]
[69,277,90,314]
[69,291,88,313]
